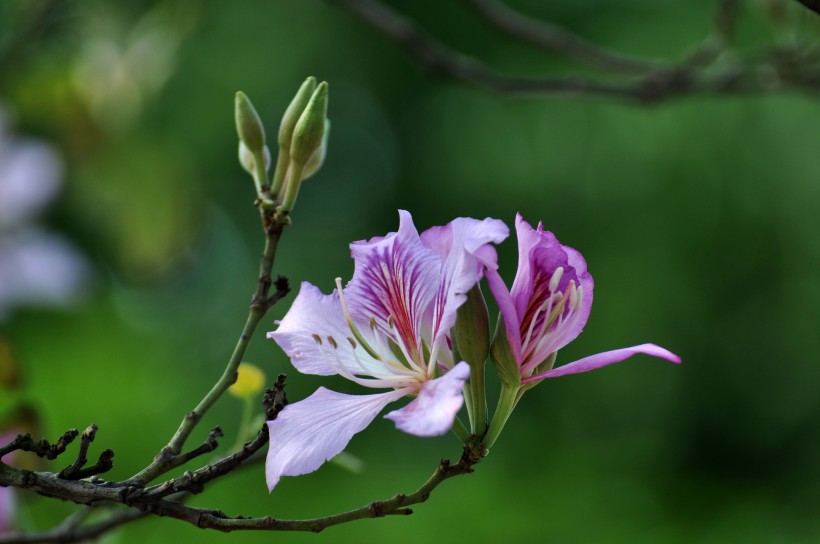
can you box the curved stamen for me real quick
[521,280,579,374]
[336,278,381,360]
[316,337,419,388]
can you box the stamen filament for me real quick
[335,277,382,360]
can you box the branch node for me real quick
[263,374,288,421]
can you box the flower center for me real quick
[305,278,427,389]
[520,267,584,372]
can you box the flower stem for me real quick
[469,360,487,435]
[483,382,520,449]
[271,147,289,198]
[279,163,304,213]
[451,416,470,443]
[126,214,286,485]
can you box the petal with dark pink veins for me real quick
[346,210,439,364]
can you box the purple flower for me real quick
[485,214,680,384]
[265,210,508,490]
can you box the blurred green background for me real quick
[2,1,820,542]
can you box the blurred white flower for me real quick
[0,108,89,321]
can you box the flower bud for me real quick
[301,119,329,180]
[278,76,317,153]
[234,91,266,155]
[453,285,490,367]
[290,81,328,168]
[238,141,271,176]
[489,320,522,388]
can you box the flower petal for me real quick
[484,267,522,363]
[265,387,408,491]
[523,343,681,381]
[421,218,508,353]
[384,361,471,436]
[346,210,440,363]
[269,282,380,377]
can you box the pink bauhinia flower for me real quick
[485,214,680,385]
[265,210,508,491]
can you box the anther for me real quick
[549,267,564,292]
[327,336,338,349]
[311,333,323,345]
[347,337,357,349]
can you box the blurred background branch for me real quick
[330,0,820,102]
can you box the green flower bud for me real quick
[301,119,330,180]
[290,81,328,168]
[453,285,490,367]
[238,141,271,176]
[489,319,522,388]
[234,91,266,155]
[278,76,317,153]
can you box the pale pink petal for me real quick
[347,210,439,362]
[266,388,408,491]
[541,244,594,355]
[484,267,522,363]
[422,218,508,351]
[384,361,470,436]
[268,282,385,378]
[510,214,561,317]
[523,343,681,382]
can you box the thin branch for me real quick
[141,375,287,500]
[125,214,290,486]
[329,0,820,102]
[134,441,485,533]
[464,0,662,75]
[0,430,78,460]
[0,509,147,544]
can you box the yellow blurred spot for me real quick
[229,363,266,399]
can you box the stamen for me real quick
[549,267,564,292]
[318,338,416,388]
[347,337,357,349]
[327,336,338,349]
[387,315,395,329]
[571,285,583,311]
[335,277,381,360]
[522,292,562,355]
[523,279,580,373]
[311,333,323,345]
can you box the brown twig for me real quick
[132,440,485,533]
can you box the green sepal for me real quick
[489,317,521,388]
